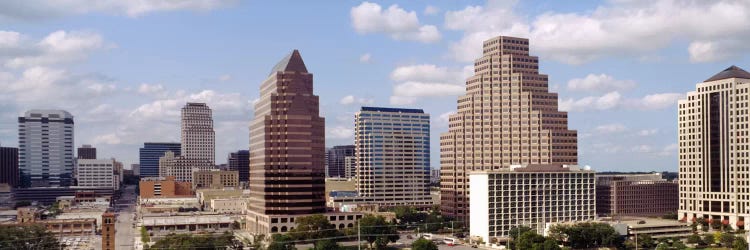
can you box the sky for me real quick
[0,0,749,172]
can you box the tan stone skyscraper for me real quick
[440,36,578,223]
[678,65,750,229]
[248,50,326,215]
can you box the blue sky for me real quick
[0,0,749,172]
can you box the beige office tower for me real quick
[678,65,750,229]
[181,103,215,164]
[440,36,578,224]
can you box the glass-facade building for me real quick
[139,142,181,178]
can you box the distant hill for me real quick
[597,171,678,181]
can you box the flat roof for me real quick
[361,106,424,114]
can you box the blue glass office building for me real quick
[139,142,181,178]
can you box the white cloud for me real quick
[393,82,464,97]
[560,91,683,112]
[594,123,627,134]
[339,95,374,105]
[444,0,750,64]
[388,64,472,104]
[389,96,417,105]
[424,5,440,16]
[0,31,22,48]
[137,83,165,96]
[658,143,679,156]
[636,129,659,136]
[351,2,441,43]
[567,74,636,93]
[3,30,106,69]
[438,110,455,125]
[631,144,654,153]
[218,74,232,82]
[327,126,354,140]
[359,53,372,63]
[0,0,236,19]
[92,133,121,145]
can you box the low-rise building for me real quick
[13,187,114,205]
[470,164,596,244]
[245,210,364,234]
[139,176,193,198]
[141,214,237,239]
[596,173,678,217]
[192,169,239,190]
[210,198,248,214]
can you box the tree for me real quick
[150,232,243,250]
[671,240,687,249]
[734,236,749,250]
[0,225,61,249]
[268,234,295,250]
[411,238,438,250]
[711,220,722,230]
[720,232,736,247]
[508,225,533,250]
[358,214,399,249]
[703,233,714,245]
[534,239,561,250]
[313,239,340,250]
[517,231,546,250]
[637,235,656,249]
[140,227,150,244]
[289,215,341,242]
[686,234,701,244]
[548,223,623,249]
[392,206,425,226]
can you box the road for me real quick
[114,185,137,250]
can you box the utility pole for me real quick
[358,222,361,250]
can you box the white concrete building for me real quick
[344,156,356,179]
[159,151,212,182]
[469,164,595,244]
[18,110,75,187]
[76,159,118,190]
[678,65,750,229]
[331,107,432,209]
[181,103,215,164]
[210,198,248,214]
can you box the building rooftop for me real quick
[470,164,593,174]
[142,214,234,226]
[704,65,750,82]
[269,49,308,76]
[361,106,425,114]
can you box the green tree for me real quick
[720,232,736,247]
[517,231,546,250]
[289,214,341,242]
[637,235,656,249]
[734,236,749,250]
[268,234,295,250]
[313,239,340,250]
[358,214,399,249]
[149,232,243,250]
[392,206,425,225]
[508,225,533,250]
[140,226,150,244]
[671,240,687,249]
[534,239,561,250]
[411,238,438,250]
[686,234,701,244]
[549,223,623,249]
[0,225,61,249]
[655,242,669,250]
[711,220,723,230]
[703,233,715,245]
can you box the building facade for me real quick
[596,174,678,217]
[331,107,432,209]
[77,145,96,159]
[469,165,595,243]
[228,150,249,182]
[247,50,326,216]
[76,159,118,190]
[440,36,578,223]
[192,170,239,189]
[678,65,750,229]
[344,156,356,179]
[158,151,213,182]
[327,145,355,178]
[181,103,215,164]
[102,212,115,250]
[139,142,181,178]
[0,146,19,187]
[139,176,193,198]
[19,110,75,187]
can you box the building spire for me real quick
[268,49,308,76]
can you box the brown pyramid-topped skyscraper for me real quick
[248,50,326,215]
[440,36,578,224]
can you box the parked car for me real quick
[443,238,456,246]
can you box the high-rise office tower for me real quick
[228,150,250,182]
[331,107,432,208]
[139,142,181,178]
[248,49,326,215]
[440,36,578,223]
[77,145,96,159]
[0,145,19,187]
[326,145,355,178]
[181,103,215,164]
[18,110,75,187]
[678,65,750,228]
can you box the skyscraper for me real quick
[326,145,354,178]
[228,150,249,182]
[440,36,578,223]
[678,65,750,228]
[248,49,326,215]
[139,142,181,178]
[181,103,215,164]
[19,110,75,187]
[330,107,432,208]
[77,145,96,159]
[0,145,19,187]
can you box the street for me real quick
[114,185,137,250]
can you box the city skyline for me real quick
[1,1,750,171]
